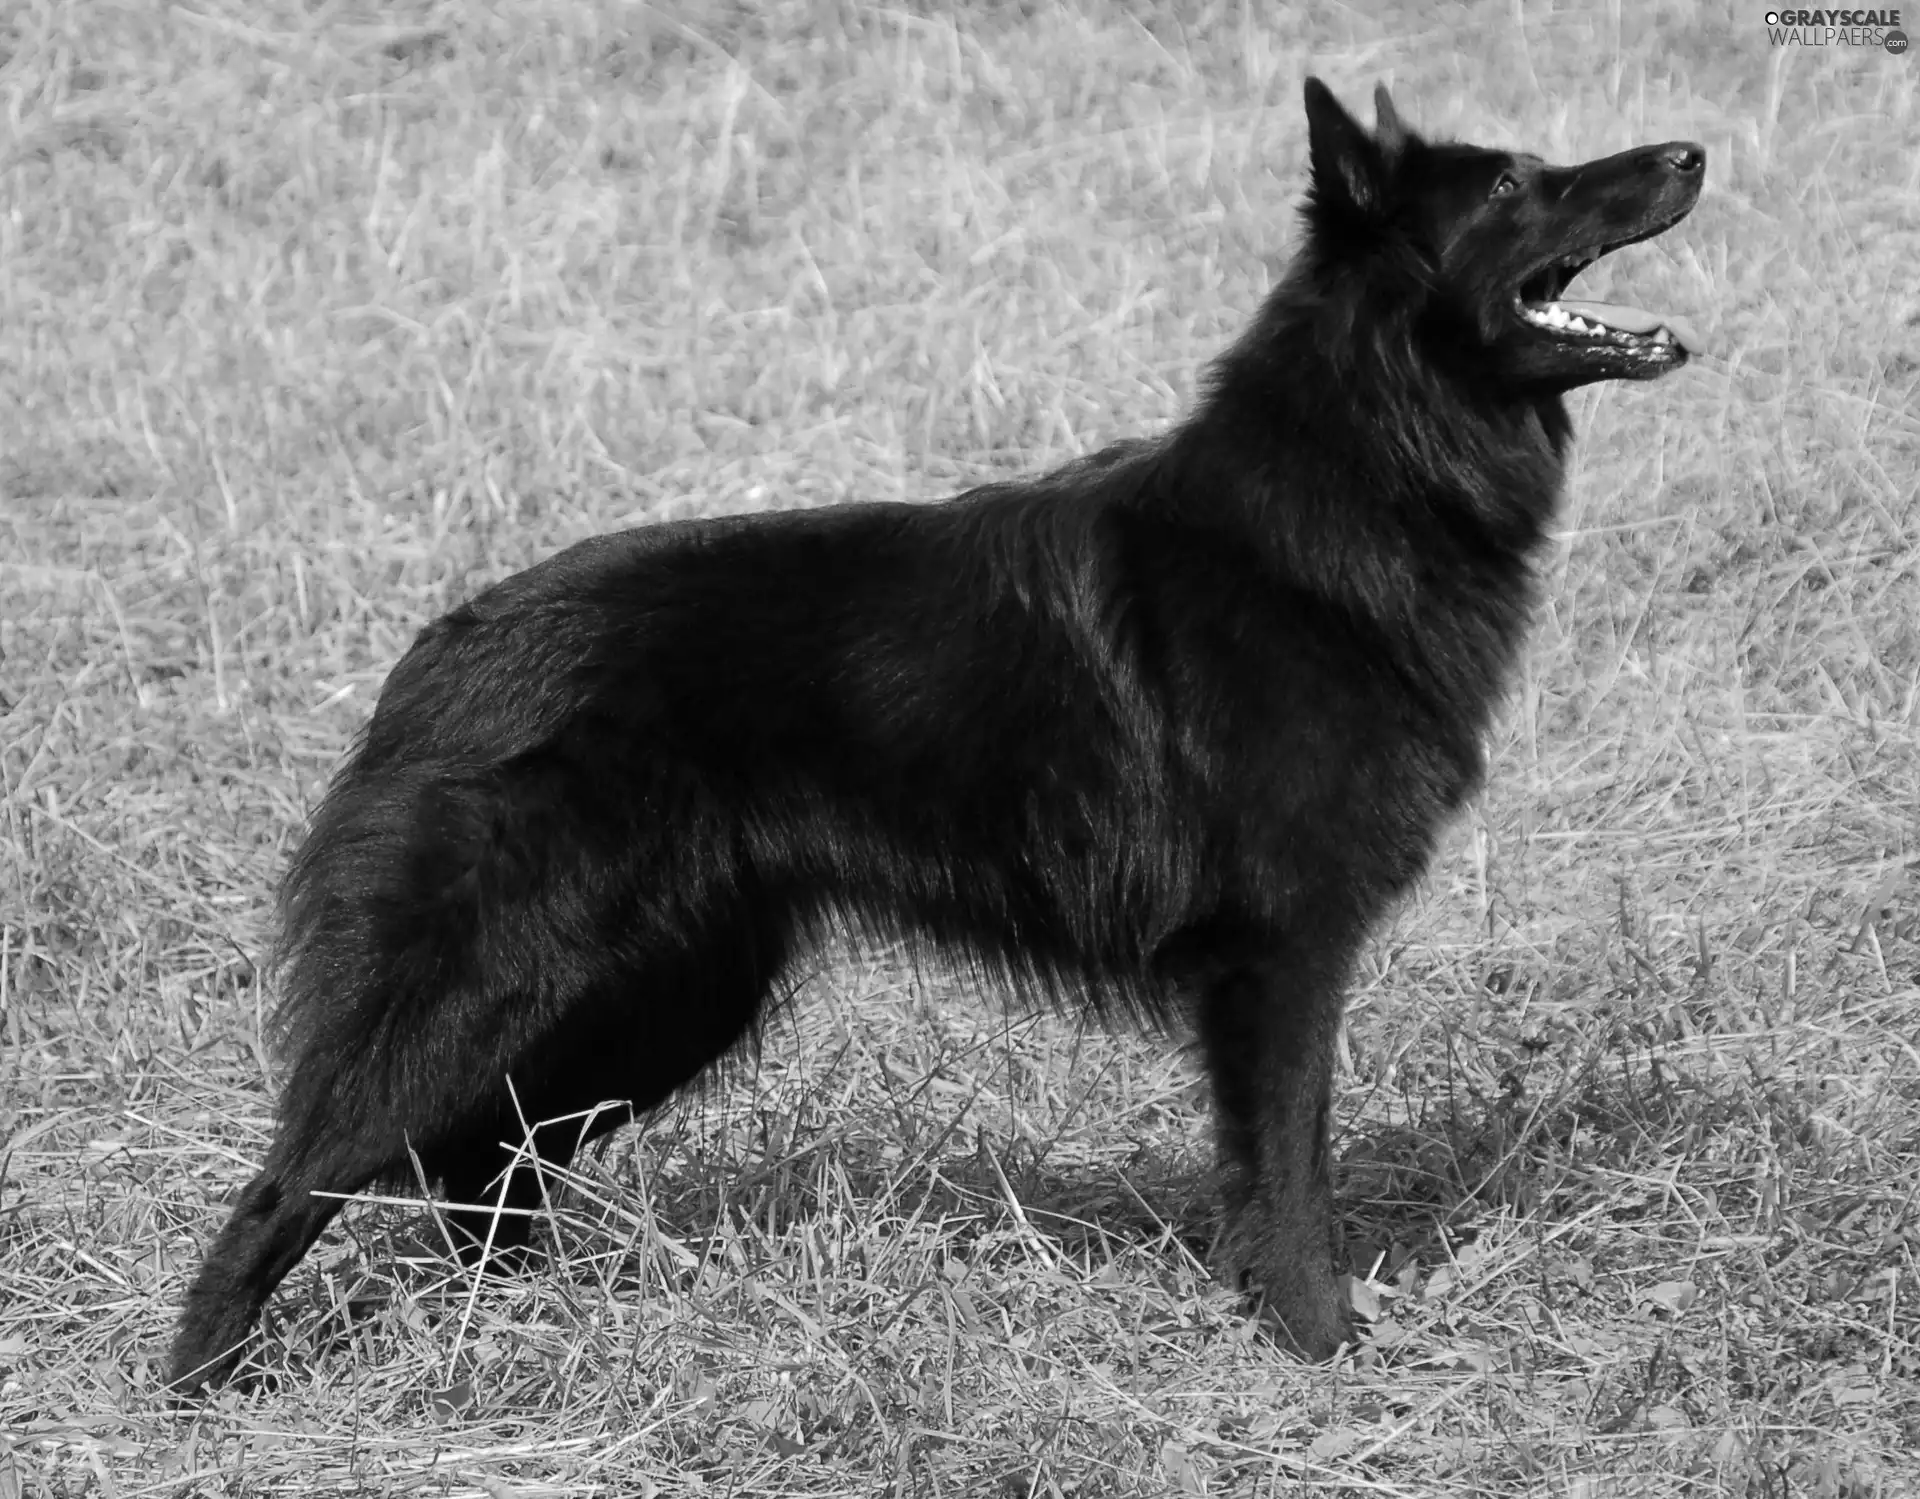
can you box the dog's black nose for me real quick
[1662,144,1705,174]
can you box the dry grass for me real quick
[3,1,1917,1494]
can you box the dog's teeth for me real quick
[1523,300,1629,338]
[1653,328,1672,345]
[1523,301,1630,340]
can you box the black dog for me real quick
[168,79,1703,1389]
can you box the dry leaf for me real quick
[735,1396,780,1428]
[1159,1440,1208,1493]
[1371,1317,1408,1348]
[1640,1280,1698,1316]
[1308,1427,1359,1461]
[1644,1403,1689,1432]
[430,1379,475,1420]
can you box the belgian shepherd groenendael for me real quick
[168,79,1703,1389]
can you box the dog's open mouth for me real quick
[1513,231,1699,355]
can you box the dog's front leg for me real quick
[1199,947,1355,1360]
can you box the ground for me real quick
[1,2,1917,1495]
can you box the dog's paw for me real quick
[1212,1209,1354,1361]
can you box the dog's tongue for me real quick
[1558,300,1702,353]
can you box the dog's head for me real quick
[1300,78,1704,393]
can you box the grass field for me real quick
[3,1,1917,1494]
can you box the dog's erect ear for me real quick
[1303,77,1389,216]
[1372,84,1409,157]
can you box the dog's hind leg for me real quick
[425,894,796,1270]
[427,1110,607,1269]
[1197,932,1358,1361]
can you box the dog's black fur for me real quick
[168,80,1703,1389]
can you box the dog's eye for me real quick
[1489,172,1520,199]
